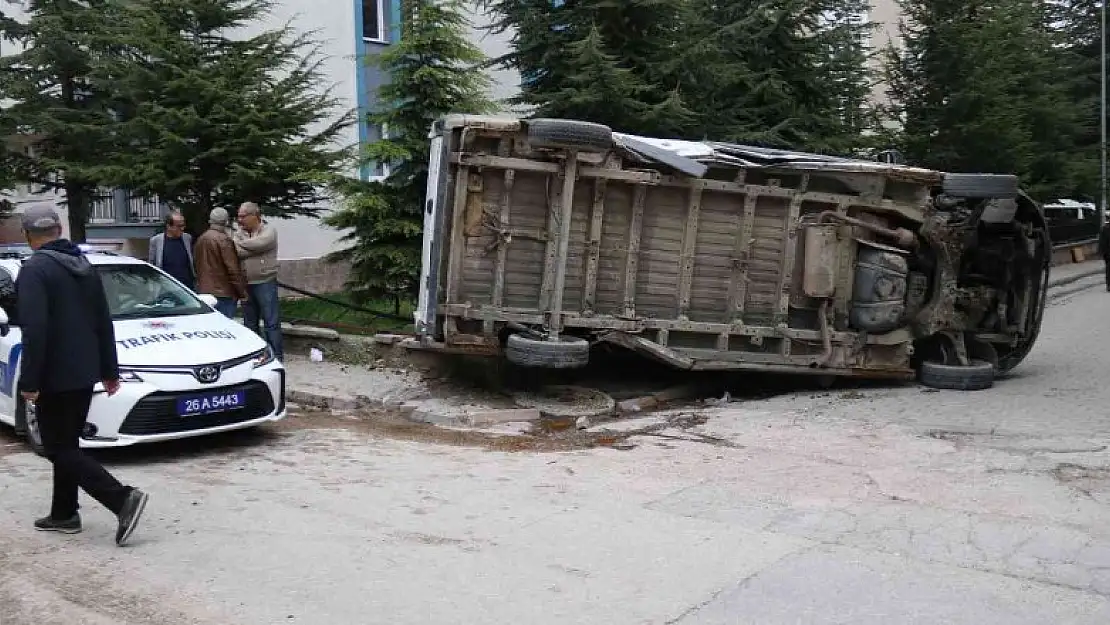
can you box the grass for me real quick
[278,293,415,335]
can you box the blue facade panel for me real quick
[354,0,399,180]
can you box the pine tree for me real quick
[669,0,876,152]
[1047,0,1101,201]
[323,0,493,311]
[88,0,354,235]
[882,0,1081,200]
[0,0,117,241]
[484,0,875,151]
[481,0,695,137]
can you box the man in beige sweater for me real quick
[234,202,283,361]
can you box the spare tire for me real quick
[526,118,613,152]
[941,173,1019,199]
[919,359,995,391]
[505,333,590,369]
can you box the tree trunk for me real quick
[66,180,88,243]
[184,189,215,239]
[60,75,88,243]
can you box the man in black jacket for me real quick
[17,206,149,547]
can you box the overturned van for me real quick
[414,115,1051,391]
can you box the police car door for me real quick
[0,263,21,423]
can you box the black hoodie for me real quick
[16,239,119,393]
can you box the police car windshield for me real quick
[96,264,208,320]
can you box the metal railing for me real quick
[275,280,412,336]
[88,189,166,224]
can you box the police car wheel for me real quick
[19,397,46,457]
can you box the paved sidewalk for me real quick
[1051,259,1102,287]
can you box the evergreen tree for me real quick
[484,0,875,151]
[481,0,695,137]
[89,0,354,235]
[323,0,493,311]
[882,0,1081,200]
[1046,0,1101,201]
[0,0,117,241]
[670,0,876,151]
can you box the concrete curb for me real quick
[285,387,467,426]
[1048,268,1102,290]
[282,268,1103,426]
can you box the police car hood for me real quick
[112,312,268,367]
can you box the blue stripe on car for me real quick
[1,343,22,396]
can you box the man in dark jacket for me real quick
[194,207,247,318]
[16,206,149,546]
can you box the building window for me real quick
[363,0,386,42]
[366,123,392,180]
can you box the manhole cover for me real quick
[512,385,616,419]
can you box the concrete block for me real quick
[285,390,330,409]
[618,397,656,414]
[282,323,340,340]
[617,384,701,414]
[285,388,361,411]
[373,333,407,345]
[462,408,542,427]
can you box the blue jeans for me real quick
[213,297,237,319]
[243,279,283,361]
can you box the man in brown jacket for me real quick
[194,208,247,318]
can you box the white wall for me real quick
[462,1,524,112]
[229,0,362,260]
[252,0,524,260]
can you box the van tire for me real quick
[527,118,613,152]
[505,333,590,369]
[942,173,1019,199]
[919,359,995,391]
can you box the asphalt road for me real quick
[3,275,1110,624]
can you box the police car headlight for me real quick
[119,370,144,382]
[252,347,275,368]
[94,370,144,392]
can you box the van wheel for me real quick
[941,173,1019,199]
[17,396,46,457]
[919,359,995,391]
[504,334,590,369]
[526,118,613,152]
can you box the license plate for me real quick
[177,390,246,416]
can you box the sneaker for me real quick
[115,488,149,547]
[34,514,82,534]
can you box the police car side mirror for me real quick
[197,293,218,309]
[0,308,10,337]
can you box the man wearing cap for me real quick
[15,206,150,547]
[194,208,247,318]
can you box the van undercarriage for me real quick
[415,116,1051,391]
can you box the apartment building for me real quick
[0,0,519,287]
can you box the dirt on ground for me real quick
[274,405,735,453]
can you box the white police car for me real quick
[0,245,286,454]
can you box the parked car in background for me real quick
[1043,199,1100,246]
[415,115,1051,391]
[0,245,287,454]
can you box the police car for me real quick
[0,245,286,454]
